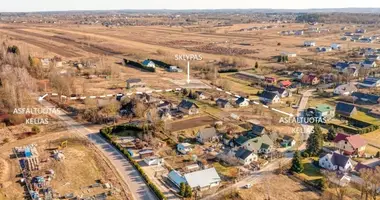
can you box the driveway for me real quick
[40,100,158,200]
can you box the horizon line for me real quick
[1,7,380,13]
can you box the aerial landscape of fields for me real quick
[1,3,380,200]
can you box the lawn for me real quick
[299,157,322,181]
[362,129,380,147]
[351,111,380,126]
[213,162,239,180]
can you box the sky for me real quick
[0,0,380,12]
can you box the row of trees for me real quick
[179,182,193,198]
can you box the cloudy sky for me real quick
[1,0,380,12]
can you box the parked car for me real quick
[244,184,252,189]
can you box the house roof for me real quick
[235,97,248,105]
[252,124,266,135]
[316,104,334,113]
[126,78,142,83]
[235,148,254,160]
[292,71,303,76]
[265,85,286,95]
[243,134,274,152]
[346,134,367,148]
[168,170,187,187]
[334,83,357,94]
[279,80,292,87]
[178,100,198,110]
[260,91,278,100]
[216,98,230,106]
[198,127,217,140]
[142,59,154,66]
[333,133,349,143]
[234,135,249,146]
[331,152,351,168]
[352,92,380,103]
[354,162,374,172]
[363,60,376,65]
[184,168,221,188]
[178,143,192,148]
[302,75,318,83]
[335,102,356,115]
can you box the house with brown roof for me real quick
[301,75,320,85]
[333,133,367,155]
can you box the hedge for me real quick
[123,59,156,72]
[100,127,167,200]
[218,68,239,73]
[328,123,379,135]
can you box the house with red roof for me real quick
[301,75,320,85]
[334,133,367,155]
[279,80,292,88]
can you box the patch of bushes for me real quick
[123,59,155,72]
[218,68,239,73]
[150,59,171,69]
[100,127,167,200]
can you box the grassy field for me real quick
[213,162,239,180]
[351,111,380,126]
[299,157,322,181]
[238,174,320,200]
[219,73,260,98]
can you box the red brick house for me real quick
[333,133,367,155]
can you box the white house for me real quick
[142,60,156,68]
[234,148,258,165]
[184,168,221,191]
[319,152,353,172]
[196,127,218,144]
[177,143,193,154]
[331,43,342,50]
[235,97,249,107]
[260,91,280,104]
[143,156,164,166]
[333,83,358,96]
[361,60,377,68]
[281,52,297,57]
[304,41,316,47]
[317,47,332,52]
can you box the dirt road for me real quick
[39,100,158,200]
[202,152,294,200]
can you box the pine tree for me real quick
[327,127,337,141]
[277,56,282,62]
[255,61,259,69]
[291,151,304,173]
[306,125,323,156]
[185,184,192,197]
[188,90,193,98]
[179,182,186,196]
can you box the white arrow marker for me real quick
[38,94,48,101]
[187,61,190,84]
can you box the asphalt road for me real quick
[297,89,316,144]
[40,100,158,200]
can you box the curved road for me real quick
[40,100,158,200]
